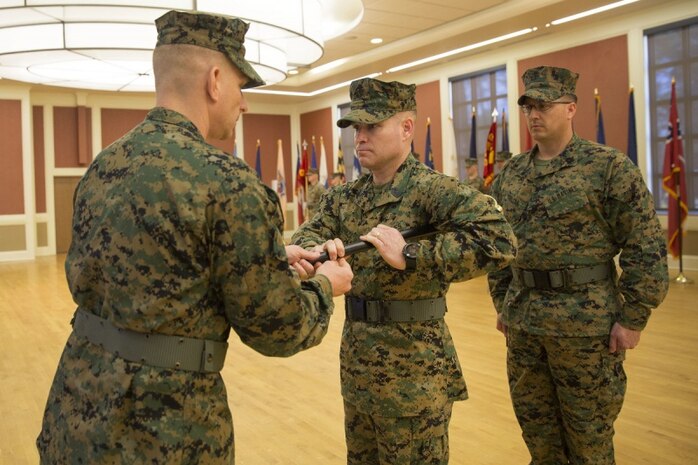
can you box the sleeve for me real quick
[291,186,342,248]
[421,176,517,284]
[210,172,335,357]
[604,155,669,330]
[487,170,515,313]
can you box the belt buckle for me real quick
[364,300,383,323]
[347,297,366,321]
[520,270,537,288]
[532,270,552,289]
[548,270,566,289]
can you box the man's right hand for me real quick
[316,258,353,296]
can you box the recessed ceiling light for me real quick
[288,69,299,75]
[370,37,383,44]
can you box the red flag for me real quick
[525,127,533,151]
[483,112,497,187]
[295,140,309,225]
[661,78,688,258]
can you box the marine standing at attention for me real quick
[488,65,669,465]
[37,10,353,465]
[292,77,516,465]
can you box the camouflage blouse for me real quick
[38,108,334,464]
[488,134,669,336]
[293,154,516,416]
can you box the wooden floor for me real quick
[1,256,697,465]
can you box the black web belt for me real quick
[345,296,446,323]
[71,309,228,373]
[511,262,612,290]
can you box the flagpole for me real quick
[672,168,691,283]
[668,77,692,284]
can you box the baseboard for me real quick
[668,254,698,271]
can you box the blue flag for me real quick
[311,137,318,169]
[353,150,362,181]
[595,91,606,145]
[627,87,638,165]
[424,118,434,169]
[255,140,262,178]
[469,108,477,159]
[501,109,509,152]
[411,140,415,154]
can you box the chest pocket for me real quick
[544,191,589,218]
[542,189,605,241]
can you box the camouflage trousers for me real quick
[507,330,627,465]
[344,399,452,465]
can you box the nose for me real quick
[354,126,368,142]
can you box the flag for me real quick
[483,110,497,187]
[310,136,318,169]
[319,136,329,187]
[411,140,415,155]
[296,140,309,225]
[501,109,509,152]
[595,89,606,145]
[336,139,345,174]
[254,139,262,178]
[627,87,638,165]
[353,149,362,181]
[424,117,434,169]
[525,127,533,151]
[232,142,239,159]
[661,78,688,259]
[468,107,477,159]
[275,139,287,224]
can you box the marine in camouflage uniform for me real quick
[463,157,485,192]
[292,78,517,465]
[488,66,669,465]
[36,10,353,465]
[305,168,326,220]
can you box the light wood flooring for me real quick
[1,256,696,464]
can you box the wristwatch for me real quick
[402,242,421,271]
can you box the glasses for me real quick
[520,101,574,115]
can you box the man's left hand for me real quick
[609,322,642,353]
[285,245,320,279]
[359,224,407,270]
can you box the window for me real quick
[646,17,698,212]
[450,67,508,181]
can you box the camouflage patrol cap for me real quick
[496,150,512,162]
[465,158,478,167]
[155,10,265,89]
[517,66,578,105]
[337,78,417,128]
[307,167,319,175]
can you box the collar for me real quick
[146,107,205,143]
[524,134,581,179]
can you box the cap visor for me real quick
[336,109,393,128]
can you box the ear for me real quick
[401,115,415,140]
[206,65,222,103]
[566,102,577,120]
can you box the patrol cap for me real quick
[155,10,265,89]
[517,66,578,105]
[496,150,512,162]
[307,167,319,175]
[465,158,478,167]
[337,78,417,128]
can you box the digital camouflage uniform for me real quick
[488,66,669,465]
[293,78,517,465]
[463,158,485,192]
[306,179,326,220]
[37,11,334,465]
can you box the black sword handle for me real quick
[309,224,439,264]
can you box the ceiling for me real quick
[269,0,668,93]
